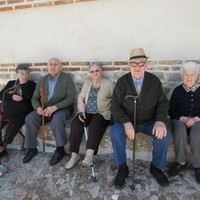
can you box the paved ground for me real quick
[0,149,200,200]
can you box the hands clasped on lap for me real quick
[37,106,57,117]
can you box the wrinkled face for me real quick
[17,70,29,83]
[183,69,198,88]
[47,58,62,78]
[89,65,103,80]
[128,58,147,79]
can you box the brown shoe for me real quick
[194,168,200,184]
[168,162,185,177]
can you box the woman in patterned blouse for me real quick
[66,62,115,169]
[168,61,200,184]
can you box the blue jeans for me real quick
[110,122,171,169]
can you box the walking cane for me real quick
[40,86,45,152]
[125,95,139,190]
[79,113,97,182]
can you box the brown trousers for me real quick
[69,113,109,154]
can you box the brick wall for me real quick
[0,0,99,12]
[1,59,200,99]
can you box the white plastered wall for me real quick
[0,0,200,63]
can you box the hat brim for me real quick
[128,56,149,62]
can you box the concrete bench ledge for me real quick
[5,120,177,162]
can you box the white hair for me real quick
[89,62,103,70]
[180,61,199,76]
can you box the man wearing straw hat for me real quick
[110,48,171,188]
[23,58,76,165]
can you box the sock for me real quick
[84,149,95,162]
[71,152,79,160]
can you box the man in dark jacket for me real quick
[110,48,171,188]
[23,58,76,166]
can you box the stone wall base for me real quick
[3,124,181,162]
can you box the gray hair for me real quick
[89,62,103,70]
[16,64,30,73]
[180,61,199,76]
[48,58,62,65]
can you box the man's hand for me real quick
[12,94,23,102]
[43,106,57,117]
[124,122,135,140]
[37,107,44,115]
[152,121,167,139]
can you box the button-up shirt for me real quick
[132,76,144,93]
[48,73,60,100]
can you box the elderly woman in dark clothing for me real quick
[0,64,36,158]
[65,62,115,169]
[168,61,200,184]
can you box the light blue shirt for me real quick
[48,73,60,100]
[132,76,144,93]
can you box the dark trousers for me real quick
[69,113,109,154]
[24,107,73,149]
[0,116,24,145]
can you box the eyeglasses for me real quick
[89,69,101,74]
[130,61,146,67]
[184,73,196,78]
[17,72,29,76]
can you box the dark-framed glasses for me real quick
[89,69,101,74]
[130,61,146,67]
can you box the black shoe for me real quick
[114,165,129,188]
[50,151,65,166]
[23,149,38,163]
[0,149,8,158]
[150,163,169,187]
[194,168,200,184]
[168,162,185,177]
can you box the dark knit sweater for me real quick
[111,72,169,125]
[169,84,200,119]
[0,80,36,119]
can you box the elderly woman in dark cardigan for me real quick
[168,61,200,184]
[0,64,35,158]
[65,62,115,169]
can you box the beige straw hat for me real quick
[129,48,149,62]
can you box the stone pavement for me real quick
[0,149,200,200]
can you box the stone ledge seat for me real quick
[5,115,177,162]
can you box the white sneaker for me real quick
[65,155,80,169]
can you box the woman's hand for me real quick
[12,94,23,102]
[78,112,86,122]
[180,116,196,127]
[193,116,200,122]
